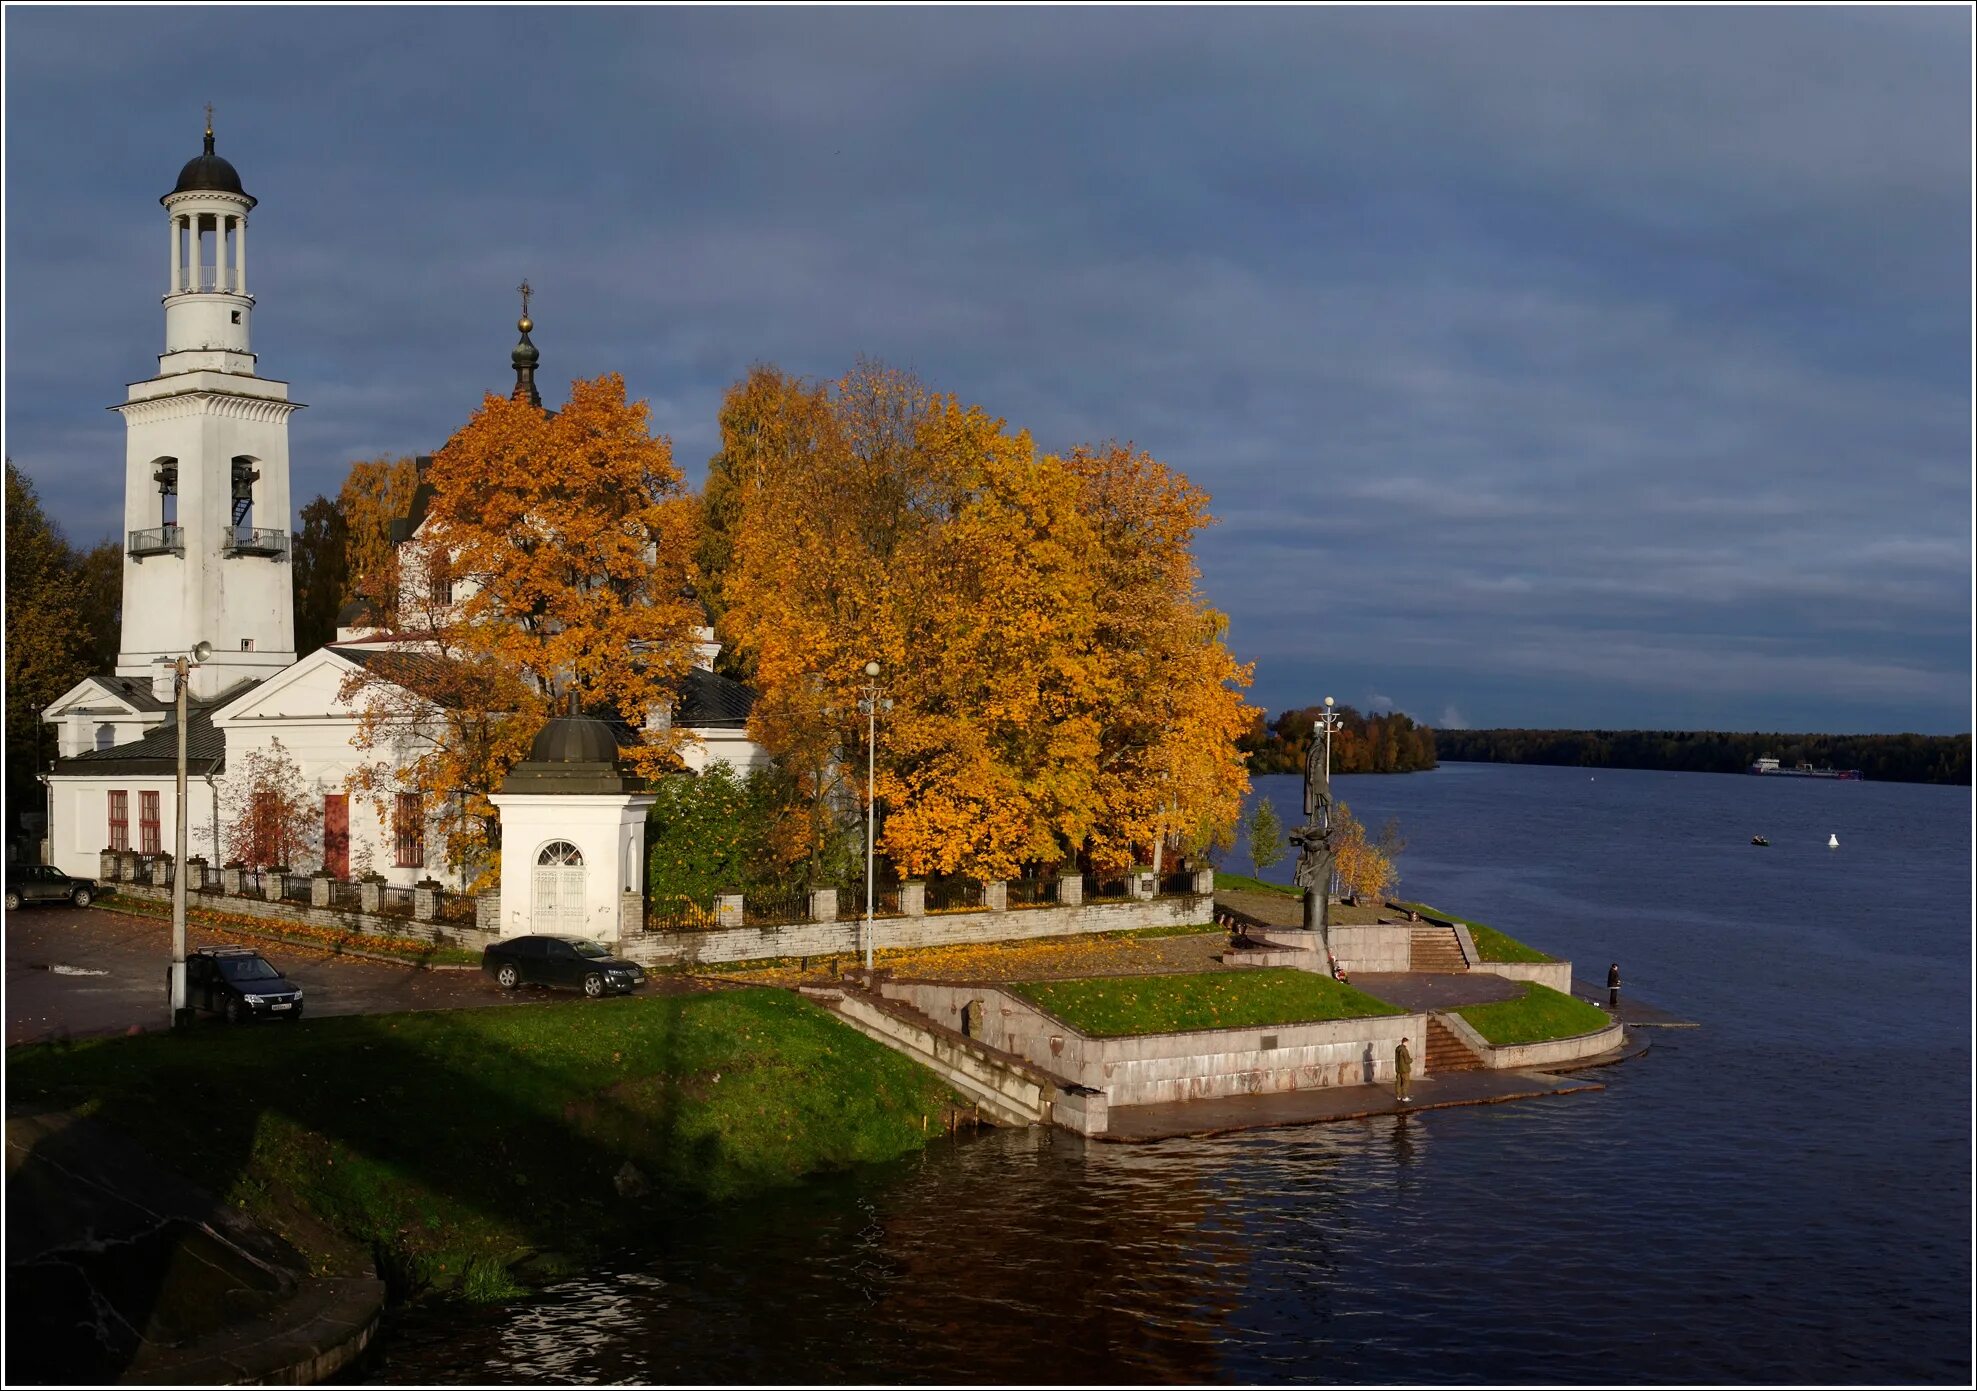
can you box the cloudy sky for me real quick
[6,7,1969,734]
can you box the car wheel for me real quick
[225,997,248,1026]
[496,963,521,990]
[3,891,18,911]
[583,972,604,999]
[70,887,92,909]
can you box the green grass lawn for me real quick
[1390,900,1556,963]
[7,989,954,1301]
[1453,982,1612,1046]
[1214,872,1303,899]
[1007,969,1404,1037]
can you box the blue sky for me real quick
[6,7,1970,734]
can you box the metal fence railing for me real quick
[434,891,478,925]
[1157,869,1195,897]
[329,879,362,911]
[925,876,986,913]
[1006,876,1056,907]
[839,881,903,918]
[279,874,313,904]
[379,885,417,918]
[646,892,718,933]
[1086,874,1131,903]
[237,868,263,897]
[742,887,811,927]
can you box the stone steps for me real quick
[803,986,1054,1129]
[1425,1014,1487,1072]
[1409,926,1467,973]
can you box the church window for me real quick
[108,792,129,851]
[230,310,241,324]
[153,459,178,527]
[139,792,161,855]
[537,840,583,867]
[230,456,259,529]
[241,639,255,652]
[394,793,424,867]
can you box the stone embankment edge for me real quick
[129,1274,385,1386]
[99,893,484,971]
[1436,1008,1627,1070]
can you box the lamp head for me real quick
[1323,695,1334,708]
[191,640,214,664]
[864,661,881,678]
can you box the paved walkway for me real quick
[1348,971,1522,1010]
[1099,1067,1607,1143]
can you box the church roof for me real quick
[677,667,754,729]
[49,682,262,777]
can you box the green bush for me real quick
[645,763,786,901]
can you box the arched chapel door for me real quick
[531,840,586,935]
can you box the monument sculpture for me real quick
[1288,735,1333,937]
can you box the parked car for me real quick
[187,946,305,1024]
[482,935,645,998]
[4,864,97,911]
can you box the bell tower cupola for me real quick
[159,106,258,374]
[115,113,301,699]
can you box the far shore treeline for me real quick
[1239,706,1438,775]
[1434,728,1971,786]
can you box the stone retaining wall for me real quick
[880,980,1428,1108]
[1471,960,1574,993]
[623,894,1211,966]
[1326,924,1414,973]
[1436,1009,1623,1069]
[107,882,498,953]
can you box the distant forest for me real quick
[1434,728,1971,786]
[1240,706,1439,775]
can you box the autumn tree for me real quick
[1331,801,1404,906]
[215,738,320,870]
[1244,797,1286,877]
[338,456,420,622]
[716,365,1256,882]
[291,494,350,657]
[339,375,702,879]
[5,461,96,828]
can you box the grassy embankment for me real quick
[1215,872,1302,898]
[1391,900,1556,963]
[102,890,484,967]
[1453,982,1612,1045]
[1007,968,1405,1037]
[7,989,955,1302]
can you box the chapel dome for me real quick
[526,714,620,766]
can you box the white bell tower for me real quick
[115,112,300,699]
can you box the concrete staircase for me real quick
[1409,926,1468,973]
[1424,1014,1487,1073]
[799,985,1066,1129]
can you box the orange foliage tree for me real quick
[338,456,421,622]
[339,374,702,880]
[717,362,1255,881]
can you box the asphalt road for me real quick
[6,904,536,1046]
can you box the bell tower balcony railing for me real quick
[224,526,288,558]
[128,525,185,558]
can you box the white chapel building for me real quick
[40,127,764,919]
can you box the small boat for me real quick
[1828,833,1840,848]
[1751,835,1769,846]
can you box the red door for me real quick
[323,795,349,879]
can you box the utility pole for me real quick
[166,641,211,1029]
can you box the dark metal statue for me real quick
[1289,735,1333,935]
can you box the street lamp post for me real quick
[857,662,891,972]
[1319,695,1342,900]
[165,641,213,1029]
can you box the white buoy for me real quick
[1828,833,1839,848]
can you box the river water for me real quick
[369,764,1971,1384]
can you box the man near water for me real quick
[1608,962,1622,1010]
[1394,1036,1413,1103]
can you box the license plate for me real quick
[270,1002,292,1011]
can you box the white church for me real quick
[40,126,765,933]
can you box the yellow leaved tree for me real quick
[340,374,702,881]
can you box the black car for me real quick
[482,935,644,998]
[187,947,305,1024]
[4,864,97,911]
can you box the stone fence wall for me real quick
[880,980,1429,1108]
[104,879,498,954]
[1437,1009,1623,1069]
[622,892,1213,966]
[1470,960,1575,993]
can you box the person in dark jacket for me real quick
[1394,1037,1413,1103]
[1607,962,1621,1010]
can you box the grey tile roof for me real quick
[50,677,265,777]
[677,667,755,729]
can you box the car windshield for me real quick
[217,956,280,982]
[570,940,611,959]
